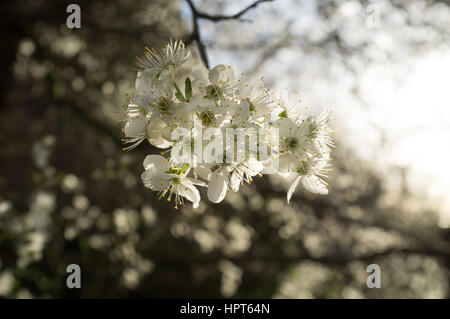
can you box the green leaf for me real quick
[185,77,192,101]
[173,81,185,102]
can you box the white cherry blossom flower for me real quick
[122,115,148,151]
[207,157,263,203]
[277,118,315,157]
[240,79,273,122]
[286,158,330,203]
[207,167,229,203]
[274,89,304,122]
[229,158,263,192]
[202,64,236,100]
[306,109,334,154]
[136,39,191,81]
[141,155,205,209]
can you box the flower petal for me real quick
[301,175,328,195]
[124,116,147,138]
[230,170,242,192]
[278,118,296,138]
[279,153,298,174]
[143,154,169,171]
[194,164,212,181]
[141,170,169,191]
[146,118,172,149]
[207,169,228,203]
[135,71,154,95]
[179,182,201,208]
[287,175,302,204]
[245,158,263,176]
[209,64,234,85]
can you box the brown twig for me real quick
[193,0,272,22]
[185,0,210,68]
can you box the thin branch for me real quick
[195,0,273,22]
[185,0,209,68]
[185,0,273,68]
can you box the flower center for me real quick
[166,164,190,175]
[246,98,255,112]
[205,85,222,99]
[158,98,171,112]
[296,161,309,174]
[278,110,287,118]
[287,137,298,150]
[200,111,215,126]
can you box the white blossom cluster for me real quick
[121,40,333,209]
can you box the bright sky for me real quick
[341,48,450,227]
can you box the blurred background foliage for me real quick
[0,0,449,298]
